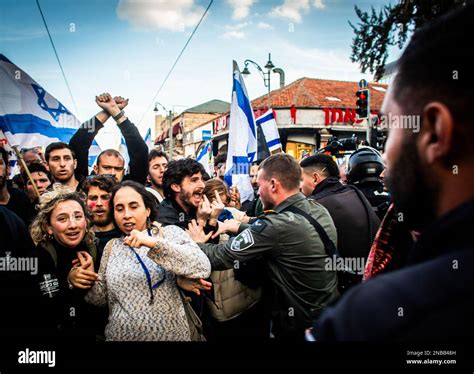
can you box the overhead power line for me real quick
[138,0,214,125]
[36,0,80,117]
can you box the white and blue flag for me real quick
[196,140,212,176]
[118,127,152,173]
[118,136,131,174]
[256,109,282,153]
[144,128,153,150]
[0,54,101,167]
[224,60,257,203]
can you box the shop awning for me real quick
[172,123,182,135]
[154,131,168,144]
[154,125,182,144]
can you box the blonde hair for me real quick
[29,183,95,246]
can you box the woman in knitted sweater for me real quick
[73,181,211,341]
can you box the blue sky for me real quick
[1,0,403,150]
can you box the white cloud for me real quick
[116,0,205,32]
[275,40,372,83]
[313,0,325,10]
[226,0,256,20]
[270,0,325,23]
[225,22,250,31]
[221,30,246,39]
[222,21,251,37]
[257,22,273,29]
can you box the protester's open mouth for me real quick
[94,210,106,216]
[123,222,135,231]
[65,231,81,240]
[192,192,203,204]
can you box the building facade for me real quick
[210,77,388,160]
[154,99,229,159]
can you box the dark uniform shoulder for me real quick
[259,209,278,216]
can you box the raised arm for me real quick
[69,112,107,179]
[123,227,211,278]
[69,93,129,179]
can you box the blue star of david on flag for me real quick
[32,83,71,121]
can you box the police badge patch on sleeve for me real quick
[230,229,255,252]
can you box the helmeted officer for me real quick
[194,154,339,341]
[347,147,391,219]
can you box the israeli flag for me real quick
[144,128,152,150]
[196,140,212,176]
[118,127,152,173]
[256,109,282,152]
[0,54,100,167]
[118,136,131,174]
[224,61,257,203]
[88,139,102,168]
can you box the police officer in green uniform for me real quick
[191,154,339,341]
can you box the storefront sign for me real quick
[213,115,229,134]
[323,108,379,126]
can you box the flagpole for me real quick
[11,145,41,199]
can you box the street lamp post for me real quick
[241,53,285,108]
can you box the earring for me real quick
[146,216,151,229]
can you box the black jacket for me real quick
[69,117,148,185]
[35,240,97,337]
[157,198,218,236]
[311,198,474,341]
[0,207,41,336]
[310,177,380,293]
[356,182,391,220]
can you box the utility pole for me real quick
[168,110,173,160]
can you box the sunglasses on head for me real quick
[20,147,39,154]
[86,174,117,181]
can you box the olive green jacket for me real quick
[199,193,339,335]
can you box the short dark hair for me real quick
[97,149,124,166]
[259,153,301,191]
[110,180,158,228]
[0,147,8,166]
[214,153,227,166]
[163,158,207,199]
[300,154,340,178]
[82,174,118,195]
[392,3,474,154]
[21,163,51,183]
[148,149,169,163]
[45,142,76,161]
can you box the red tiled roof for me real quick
[251,77,388,110]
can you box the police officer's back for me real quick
[300,154,380,294]
[347,147,391,219]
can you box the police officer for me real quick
[346,147,391,219]
[189,154,339,341]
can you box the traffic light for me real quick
[356,89,369,119]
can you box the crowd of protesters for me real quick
[1,4,473,342]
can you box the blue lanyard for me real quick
[128,230,165,305]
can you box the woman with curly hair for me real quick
[30,184,98,337]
